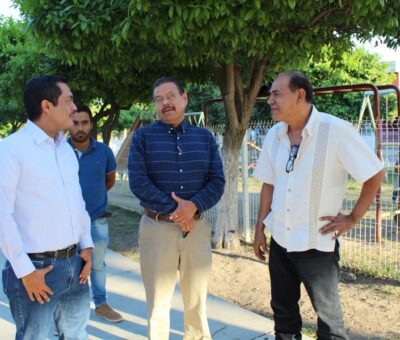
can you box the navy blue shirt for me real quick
[128,120,225,214]
[68,137,117,220]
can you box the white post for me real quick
[241,129,251,242]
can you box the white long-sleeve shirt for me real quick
[254,107,383,252]
[0,120,93,278]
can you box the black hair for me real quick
[75,103,93,122]
[152,76,185,94]
[279,71,313,103]
[23,75,67,121]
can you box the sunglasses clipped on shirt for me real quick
[286,144,300,173]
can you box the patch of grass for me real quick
[302,326,317,338]
[341,264,400,281]
[340,237,400,280]
[373,285,400,298]
[108,205,141,261]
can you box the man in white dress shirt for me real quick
[253,71,385,340]
[0,75,94,339]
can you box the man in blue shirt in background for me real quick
[68,104,123,323]
[128,77,225,339]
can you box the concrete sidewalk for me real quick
[0,250,308,339]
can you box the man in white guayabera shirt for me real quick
[253,71,385,340]
[0,75,94,339]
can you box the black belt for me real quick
[144,210,201,223]
[28,244,77,260]
[100,211,112,218]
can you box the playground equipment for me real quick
[185,111,205,127]
[357,86,399,128]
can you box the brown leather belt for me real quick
[28,244,77,260]
[144,209,201,223]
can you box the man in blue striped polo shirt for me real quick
[128,76,225,339]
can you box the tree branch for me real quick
[245,54,269,117]
[308,1,350,28]
[234,62,244,123]
[214,63,239,129]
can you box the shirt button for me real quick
[180,186,184,189]
[286,208,290,212]
[177,137,180,140]
[179,153,182,155]
[180,169,183,172]
[286,227,290,230]
[288,189,291,192]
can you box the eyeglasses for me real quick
[286,144,300,173]
[154,91,180,105]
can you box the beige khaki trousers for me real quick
[139,215,212,340]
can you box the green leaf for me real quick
[194,7,200,19]
[244,10,254,21]
[175,17,182,36]
[183,8,189,21]
[288,0,296,10]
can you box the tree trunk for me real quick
[212,141,241,249]
[101,108,120,145]
[92,101,110,140]
[211,55,269,249]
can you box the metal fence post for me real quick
[241,129,251,242]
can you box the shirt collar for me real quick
[157,119,189,134]
[277,105,320,140]
[67,136,96,152]
[25,120,66,145]
[302,105,319,138]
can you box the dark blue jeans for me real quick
[2,253,90,340]
[269,238,349,340]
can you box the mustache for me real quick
[162,105,175,113]
[72,132,89,138]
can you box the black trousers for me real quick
[269,238,349,340]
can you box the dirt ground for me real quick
[208,246,400,340]
[108,206,400,339]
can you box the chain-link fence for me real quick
[110,119,400,278]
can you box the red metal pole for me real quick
[372,86,382,243]
[377,85,400,231]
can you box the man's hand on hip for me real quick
[253,230,268,261]
[21,266,53,304]
[79,248,93,284]
[170,192,197,232]
[319,213,356,240]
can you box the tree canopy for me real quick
[14,0,400,248]
[0,17,48,137]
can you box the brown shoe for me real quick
[95,304,123,323]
